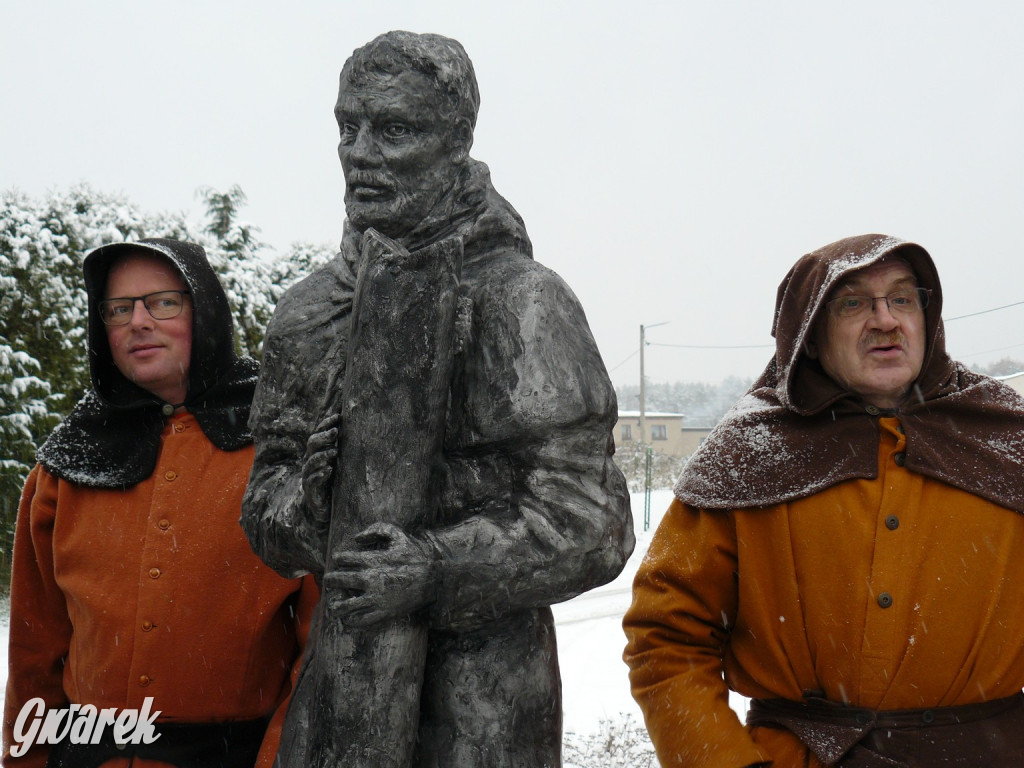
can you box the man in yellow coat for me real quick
[624,234,1024,767]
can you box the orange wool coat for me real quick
[3,412,319,768]
[624,417,1024,768]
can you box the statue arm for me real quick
[420,268,635,630]
[242,418,329,579]
[241,314,331,579]
[423,429,633,631]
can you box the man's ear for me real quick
[449,118,473,164]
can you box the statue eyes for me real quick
[339,122,359,142]
[382,123,415,140]
[338,121,416,143]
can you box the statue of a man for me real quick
[242,30,634,768]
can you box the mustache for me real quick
[864,330,906,348]
[345,171,395,189]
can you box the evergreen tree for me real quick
[0,185,193,578]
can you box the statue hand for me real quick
[301,414,341,527]
[324,522,439,627]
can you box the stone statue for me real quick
[241,30,634,768]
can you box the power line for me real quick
[945,300,1024,322]
[609,299,1024,371]
[608,348,639,372]
[651,342,773,350]
[630,299,1024,353]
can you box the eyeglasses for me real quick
[99,290,191,325]
[825,287,931,319]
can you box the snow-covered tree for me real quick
[197,185,272,357]
[0,185,194,572]
[196,185,335,358]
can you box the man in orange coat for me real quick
[624,234,1024,767]
[3,239,318,768]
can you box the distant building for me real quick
[615,411,712,458]
[997,371,1024,395]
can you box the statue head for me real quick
[335,31,480,238]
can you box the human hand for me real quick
[301,413,340,527]
[323,522,439,627]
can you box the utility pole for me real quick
[639,321,667,533]
[639,324,647,448]
[638,321,668,446]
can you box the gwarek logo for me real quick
[10,697,161,757]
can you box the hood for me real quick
[772,234,949,414]
[37,238,257,489]
[83,237,239,408]
[674,234,1024,514]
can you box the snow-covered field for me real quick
[0,488,746,754]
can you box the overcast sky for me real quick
[4,1,1023,389]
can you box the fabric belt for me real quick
[747,692,1024,767]
[45,717,269,768]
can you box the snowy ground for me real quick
[0,488,747,749]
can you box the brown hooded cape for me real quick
[675,233,1024,513]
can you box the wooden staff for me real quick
[307,229,463,767]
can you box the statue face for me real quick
[335,70,466,238]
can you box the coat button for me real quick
[161,404,174,416]
[877,592,893,608]
[142,620,154,631]
[885,515,900,530]
[893,453,906,467]
[158,519,171,531]
[866,405,881,415]
[139,675,152,687]
[149,567,161,579]
[173,423,185,433]
[164,470,177,481]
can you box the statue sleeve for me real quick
[241,305,330,579]
[426,431,632,631]
[422,267,635,630]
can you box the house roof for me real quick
[617,410,685,418]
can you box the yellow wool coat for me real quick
[3,412,319,768]
[624,417,1024,767]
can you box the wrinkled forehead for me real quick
[336,69,447,118]
[830,257,918,296]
